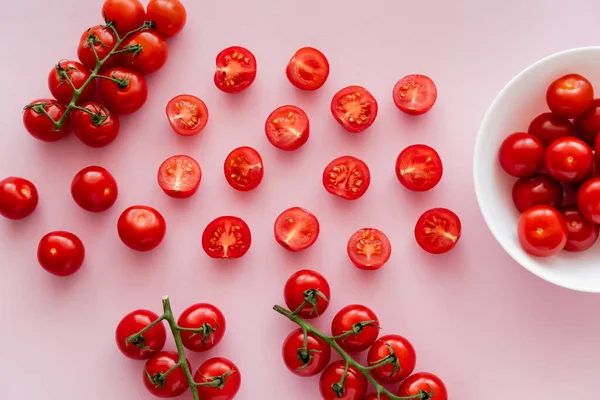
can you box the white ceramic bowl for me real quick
[474,46,600,293]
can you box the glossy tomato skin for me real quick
[396,144,443,191]
[575,99,600,145]
[561,205,599,252]
[577,178,600,224]
[274,207,320,251]
[517,205,568,257]
[512,174,563,213]
[546,74,594,119]
[202,216,251,259]
[415,208,461,254]
[224,147,264,191]
[214,46,257,94]
[77,25,119,70]
[71,166,118,212]
[0,177,38,220]
[121,31,168,75]
[286,47,330,91]
[102,0,146,35]
[367,334,416,383]
[284,269,330,319]
[392,74,437,115]
[166,94,209,136]
[115,309,166,360]
[72,102,120,148]
[398,372,448,400]
[498,132,544,177]
[323,156,370,200]
[319,361,367,400]
[48,60,95,105]
[265,105,310,151]
[157,155,201,198]
[99,67,148,114]
[282,329,331,377]
[194,358,241,400]
[37,231,85,276]
[144,351,191,398]
[347,228,391,270]
[544,137,593,182]
[23,100,70,142]
[117,205,166,251]
[147,0,187,38]
[331,304,379,352]
[331,86,378,133]
[177,303,226,352]
[527,112,574,147]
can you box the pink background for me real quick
[2,0,600,399]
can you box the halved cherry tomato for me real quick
[274,207,320,251]
[117,205,167,251]
[347,228,391,270]
[143,351,191,398]
[71,166,118,212]
[561,205,599,252]
[284,269,330,319]
[367,334,416,383]
[546,74,594,119]
[517,205,568,257]
[282,329,331,377]
[395,144,443,191]
[527,112,574,147]
[319,361,367,400]
[72,102,120,148]
[322,156,370,200]
[102,0,146,35]
[166,94,209,136]
[23,99,70,142]
[331,86,378,133]
[37,231,85,276]
[575,99,600,145]
[214,46,257,94]
[544,137,593,182]
[0,177,38,220]
[224,146,264,191]
[286,47,330,91]
[194,358,241,400]
[115,309,166,360]
[331,304,379,352]
[121,31,168,75]
[99,67,148,114]
[577,178,600,224]
[265,105,309,151]
[77,25,119,70]
[392,74,437,115]
[157,155,201,198]
[202,216,251,259]
[398,372,448,400]
[415,208,461,254]
[48,60,95,105]
[511,174,563,213]
[146,0,187,38]
[498,132,544,177]
[177,303,226,352]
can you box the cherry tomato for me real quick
[214,46,257,94]
[546,74,594,119]
[544,137,593,182]
[72,102,120,148]
[331,304,379,352]
[367,335,416,383]
[37,231,85,276]
[392,74,437,115]
[286,47,330,91]
[512,174,563,213]
[322,156,370,200]
[395,144,443,191]
[527,112,574,148]
[121,31,168,75]
[265,105,310,151]
[166,94,209,136]
[498,132,544,177]
[71,166,118,212]
[177,303,226,352]
[102,0,146,35]
[282,329,331,377]
[224,146,264,191]
[99,67,148,114]
[415,208,461,254]
[347,228,391,270]
[284,269,330,319]
[577,178,600,224]
[274,207,320,252]
[331,86,378,133]
[23,99,70,142]
[0,177,38,220]
[143,351,191,398]
[517,205,568,257]
[398,372,448,400]
[77,25,119,70]
[561,205,599,252]
[575,99,600,145]
[115,309,166,360]
[194,357,241,400]
[117,205,166,251]
[319,361,367,400]
[158,155,201,198]
[202,216,251,259]
[48,60,95,105]
[147,0,187,38]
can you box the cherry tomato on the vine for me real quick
[286,47,330,91]
[392,74,437,115]
[282,329,331,377]
[71,166,118,212]
[147,0,187,38]
[498,132,544,177]
[331,86,378,133]
[121,31,168,75]
[517,205,568,257]
[398,372,448,400]
[117,205,166,251]
[265,105,310,151]
[72,102,120,148]
[143,351,191,398]
[561,205,599,252]
[166,94,209,136]
[322,156,370,200]
[23,99,70,142]
[396,144,443,191]
[284,269,330,319]
[214,46,257,94]
[347,228,391,270]
[78,25,119,71]
[274,207,320,252]
[0,177,38,220]
[37,231,85,276]
[202,216,251,259]
[331,304,379,352]
[512,174,563,213]
[527,112,574,148]
[546,74,594,119]
[102,0,146,35]
[544,137,593,182]
[115,309,166,360]
[48,60,95,105]
[158,155,201,198]
[415,208,461,254]
[319,360,367,400]
[367,334,416,383]
[177,303,226,352]
[575,99,600,145]
[99,67,148,114]
[194,357,241,400]
[224,146,264,191]
[577,178,600,224]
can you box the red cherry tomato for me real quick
[544,137,593,182]
[561,205,599,252]
[498,132,544,177]
[102,0,146,35]
[415,208,461,254]
[202,216,251,259]
[0,177,38,220]
[322,156,370,200]
[286,47,330,91]
[282,329,331,377]
[274,207,320,252]
[367,334,416,383]
[395,144,443,191]
[99,67,148,114]
[546,74,594,119]
[77,25,119,70]
[517,205,568,257]
[224,146,264,191]
[284,269,330,319]
[319,361,367,400]
[265,105,310,151]
[577,178,600,224]
[575,99,600,145]
[331,304,379,352]
[37,231,85,276]
[214,46,257,94]
[72,102,120,148]
[117,205,166,251]
[23,99,70,142]
[157,155,201,198]
[331,86,378,133]
[398,372,448,400]
[512,174,563,213]
[177,303,226,352]
[166,94,209,136]
[48,60,95,105]
[194,357,241,400]
[147,0,187,38]
[115,309,166,360]
[121,31,168,75]
[527,112,574,147]
[392,74,437,115]
[71,166,118,212]
[143,351,191,398]
[347,228,391,270]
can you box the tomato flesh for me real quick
[396,144,443,191]
[224,146,264,191]
[286,47,330,91]
[331,86,378,133]
[546,74,594,119]
[214,46,257,94]
[158,155,201,198]
[347,228,391,270]
[561,205,599,252]
[166,94,209,136]
[392,74,437,115]
[322,156,370,200]
[414,208,461,254]
[517,205,568,257]
[265,105,310,151]
[0,177,38,220]
[202,216,251,259]
[274,207,319,252]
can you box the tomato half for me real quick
[414,208,461,254]
[147,0,187,38]
[577,178,600,224]
[331,304,379,352]
[367,335,416,383]
[511,174,563,213]
[561,205,599,252]
[331,86,378,133]
[0,177,38,220]
[319,361,367,400]
[527,112,574,148]
[517,205,568,257]
[284,269,330,319]
[282,329,331,377]
[395,144,443,191]
[102,0,146,35]
[286,47,330,91]
[48,60,95,105]
[202,216,251,259]
[274,207,320,252]
[194,358,241,400]
[115,309,166,360]
[392,74,437,115]
[71,166,118,212]
[544,137,593,182]
[398,372,448,400]
[157,155,201,198]
[77,25,119,70]
[546,74,594,119]
[143,351,191,398]
[575,99,600,145]
[72,102,120,148]
[265,105,310,151]
[117,205,167,251]
[214,46,257,94]
[322,156,370,200]
[177,303,226,352]
[99,67,148,114]
[23,99,70,142]
[121,31,168,75]
[347,228,391,270]
[166,94,209,136]
[37,231,85,276]
[224,146,264,191]
[498,132,544,177]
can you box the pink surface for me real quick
[1,0,600,399]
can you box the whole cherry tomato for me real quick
[398,372,448,400]
[214,46,257,94]
[115,309,166,360]
[157,155,202,198]
[23,99,70,142]
[286,47,330,91]
[37,231,85,276]
[414,208,461,254]
[71,166,118,212]
[512,174,563,213]
[347,228,391,270]
[546,74,594,119]
[99,67,148,114]
[561,205,599,252]
[331,304,379,352]
[121,31,168,75]
[177,303,226,352]
[72,102,120,148]
[282,329,331,377]
[323,156,371,200]
[102,0,146,35]
[367,334,416,383]
[0,177,38,220]
[319,361,367,400]
[146,0,187,38]
[224,147,264,191]
[544,137,593,182]
[575,99,600,145]
[577,178,600,224]
[202,216,251,259]
[265,105,310,151]
[498,132,544,177]
[331,86,378,133]
[527,112,574,147]
[284,269,330,319]
[274,207,320,252]
[166,94,209,136]
[194,357,241,400]
[117,205,166,251]
[392,74,437,115]
[396,144,443,191]
[143,351,191,398]
[77,25,119,70]
[48,60,95,105]
[517,205,568,257]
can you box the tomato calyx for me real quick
[73,104,110,126]
[368,342,401,379]
[296,345,322,371]
[195,369,236,390]
[290,288,330,317]
[23,101,62,130]
[333,319,380,341]
[183,322,219,347]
